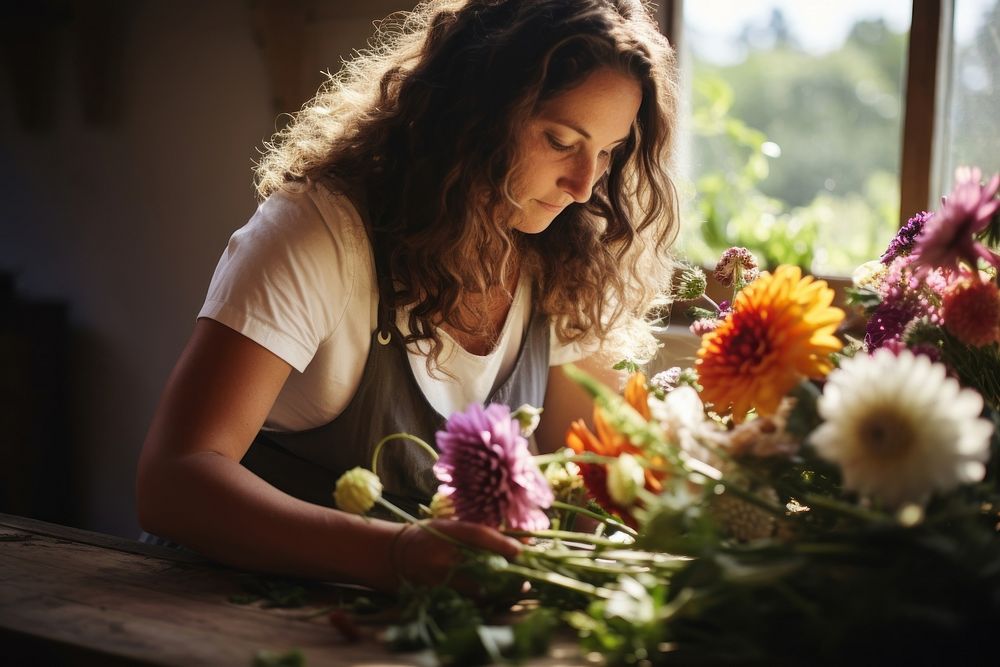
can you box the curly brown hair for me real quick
[255,0,679,365]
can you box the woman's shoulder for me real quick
[254,179,368,246]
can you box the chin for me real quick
[513,212,558,235]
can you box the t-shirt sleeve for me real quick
[198,188,356,373]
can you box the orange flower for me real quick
[696,265,844,422]
[942,277,1000,347]
[565,373,663,523]
[623,372,651,420]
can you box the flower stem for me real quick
[505,529,631,548]
[373,497,465,549]
[701,293,721,312]
[371,433,438,477]
[801,493,886,523]
[550,500,638,538]
[495,561,613,599]
[532,452,623,467]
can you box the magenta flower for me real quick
[881,211,932,264]
[864,302,915,350]
[878,256,945,326]
[433,403,553,531]
[910,168,1000,276]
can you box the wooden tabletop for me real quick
[0,513,587,666]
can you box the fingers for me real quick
[392,520,522,588]
[427,519,522,560]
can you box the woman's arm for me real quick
[136,319,519,591]
[534,356,624,455]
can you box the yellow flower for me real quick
[333,467,383,514]
[696,265,844,422]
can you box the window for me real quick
[934,0,1000,195]
[671,1,913,277]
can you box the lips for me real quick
[535,200,565,213]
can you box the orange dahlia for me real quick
[565,373,663,524]
[696,265,844,422]
[941,277,1000,347]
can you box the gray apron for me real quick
[240,231,551,517]
[142,230,550,548]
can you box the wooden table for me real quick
[0,513,586,666]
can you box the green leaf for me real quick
[785,380,822,440]
[511,607,559,657]
[253,649,305,667]
[612,358,641,373]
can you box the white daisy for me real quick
[809,349,993,509]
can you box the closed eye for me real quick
[546,133,573,152]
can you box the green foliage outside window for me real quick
[678,15,906,276]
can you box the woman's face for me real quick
[509,67,643,234]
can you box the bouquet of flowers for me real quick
[333,168,1000,666]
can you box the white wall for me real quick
[0,0,410,537]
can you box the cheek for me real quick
[515,154,555,197]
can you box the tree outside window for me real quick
[677,1,912,277]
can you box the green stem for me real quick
[801,493,886,523]
[506,529,631,548]
[373,497,464,549]
[371,433,438,477]
[550,500,639,538]
[532,452,622,467]
[496,561,612,599]
[525,554,652,577]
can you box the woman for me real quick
[136,0,678,592]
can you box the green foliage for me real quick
[229,575,307,608]
[253,649,306,667]
[843,284,882,312]
[384,564,555,665]
[612,358,641,374]
[680,18,905,275]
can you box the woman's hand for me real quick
[391,519,522,588]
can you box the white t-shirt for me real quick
[199,182,587,432]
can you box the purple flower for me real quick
[878,256,944,326]
[910,168,1000,276]
[433,403,553,531]
[865,302,915,350]
[881,211,932,264]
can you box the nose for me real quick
[558,152,601,203]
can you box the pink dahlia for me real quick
[941,277,1000,347]
[910,168,1000,276]
[433,403,553,531]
